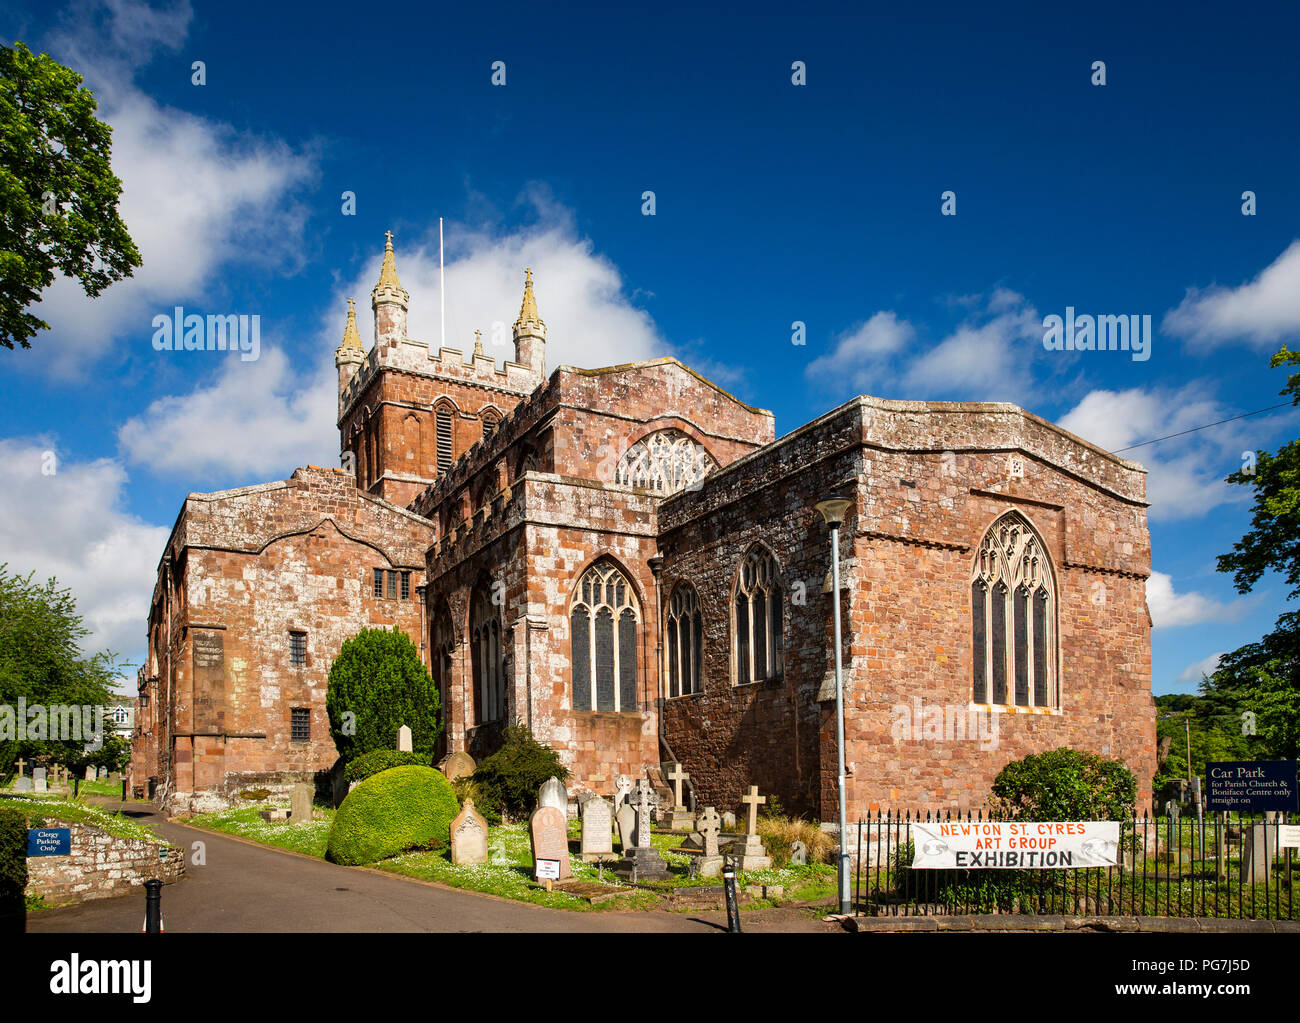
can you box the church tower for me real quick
[371,230,409,357]
[334,298,364,418]
[513,268,546,383]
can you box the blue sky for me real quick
[2,0,1299,695]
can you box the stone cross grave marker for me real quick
[614,774,633,812]
[34,767,47,793]
[290,782,314,824]
[742,785,766,837]
[538,777,568,815]
[529,804,571,881]
[791,840,808,866]
[397,724,412,752]
[451,799,489,865]
[668,763,688,806]
[697,806,722,858]
[634,779,658,848]
[580,794,613,861]
[14,758,25,777]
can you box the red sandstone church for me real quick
[131,235,1157,816]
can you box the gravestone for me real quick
[615,801,637,851]
[728,785,772,870]
[15,777,32,792]
[85,765,96,782]
[613,774,633,813]
[529,804,571,881]
[98,766,108,780]
[33,767,47,793]
[580,795,614,862]
[538,777,568,815]
[662,764,695,831]
[696,806,724,877]
[437,751,476,782]
[791,840,808,866]
[614,779,671,881]
[722,811,737,831]
[1240,814,1277,884]
[451,799,489,865]
[397,724,412,752]
[290,783,314,824]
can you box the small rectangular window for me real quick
[291,707,310,742]
[373,569,384,598]
[400,571,411,600]
[289,631,307,666]
[387,570,397,600]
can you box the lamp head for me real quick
[814,492,853,527]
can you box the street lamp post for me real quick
[814,492,853,916]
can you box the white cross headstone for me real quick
[14,758,26,777]
[742,785,766,837]
[668,763,688,807]
[397,724,412,752]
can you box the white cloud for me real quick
[1057,385,1276,520]
[117,193,679,478]
[1175,652,1224,686]
[1163,240,1300,351]
[24,0,314,377]
[805,291,1042,403]
[1146,572,1241,628]
[0,438,167,676]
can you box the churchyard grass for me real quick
[184,804,834,912]
[0,794,170,845]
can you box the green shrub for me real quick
[0,805,28,924]
[989,747,1137,821]
[237,788,272,802]
[345,750,428,783]
[452,775,503,825]
[756,815,833,866]
[326,766,458,866]
[326,627,442,762]
[470,724,568,822]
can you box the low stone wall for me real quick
[26,822,185,907]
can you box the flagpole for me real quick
[439,217,446,351]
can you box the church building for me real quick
[132,234,1157,817]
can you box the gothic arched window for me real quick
[971,512,1057,708]
[481,408,501,443]
[431,600,455,715]
[733,545,783,685]
[665,582,703,697]
[470,583,506,724]
[615,430,716,495]
[570,560,639,713]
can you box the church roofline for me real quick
[554,357,774,418]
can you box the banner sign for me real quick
[1205,760,1298,812]
[27,828,71,857]
[909,820,1120,869]
[1279,825,1300,850]
[534,859,560,880]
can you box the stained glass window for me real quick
[570,561,639,712]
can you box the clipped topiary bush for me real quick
[990,747,1137,821]
[0,805,28,926]
[345,750,428,783]
[326,766,458,866]
[470,724,568,822]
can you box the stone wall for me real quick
[26,823,185,907]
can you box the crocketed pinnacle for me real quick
[375,230,404,292]
[338,298,363,352]
[514,267,542,328]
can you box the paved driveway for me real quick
[26,805,836,934]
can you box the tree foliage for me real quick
[989,747,1137,821]
[470,724,568,821]
[0,41,141,350]
[325,627,442,763]
[0,564,121,775]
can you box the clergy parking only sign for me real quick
[910,820,1120,869]
[1205,760,1298,812]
